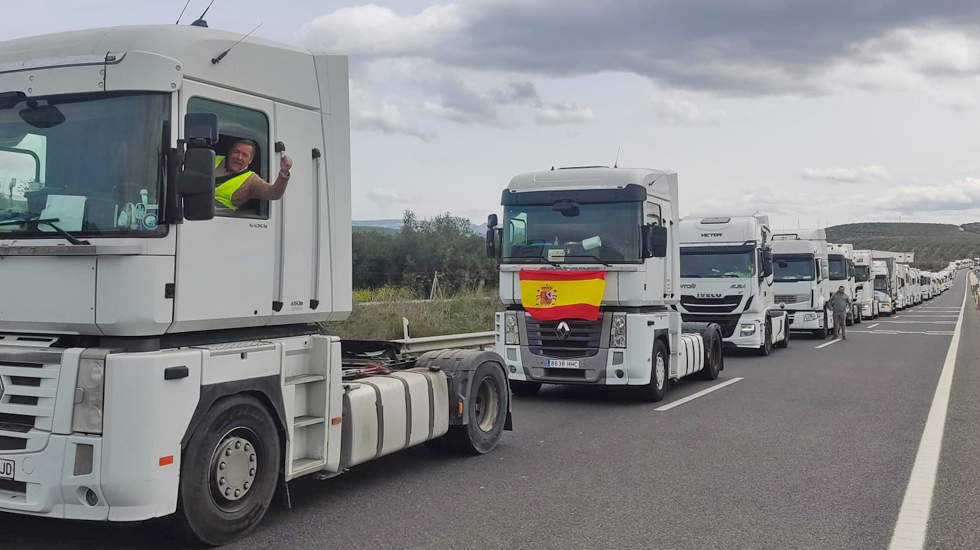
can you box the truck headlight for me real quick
[739,323,757,336]
[504,311,520,345]
[72,358,105,434]
[609,313,627,348]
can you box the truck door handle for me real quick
[164,366,189,380]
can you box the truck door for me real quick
[172,81,277,330]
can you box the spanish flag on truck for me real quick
[519,270,606,321]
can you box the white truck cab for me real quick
[872,260,893,315]
[771,229,835,338]
[677,215,788,355]
[853,250,879,319]
[489,167,724,402]
[0,24,510,545]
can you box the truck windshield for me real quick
[680,247,755,278]
[874,275,888,291]
[828,255,846,280]
[0,92,169,238]
[854,265,870,282]
[502,202,642,263]
[774,255,815,282]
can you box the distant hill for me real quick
[825,222,980,270]
[354,218,485,235]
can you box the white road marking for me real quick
[815,338,842,349]
[867,323,880,328]
[654,377,743,412]
[849,330,953,336]
[876,320,956,325]
[888,279,968,550]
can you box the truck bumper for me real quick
[721,312,764,349]
[0,434,109,521]
[786,310,825,331]
[861,303,874,317]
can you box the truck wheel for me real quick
[640,340,670,402]
[178,395,280,546]
[855,308,862,324]
[757,319,772,356]
[510,380,542,396]
[700,332,723,380]
[443,362,508,454]
[775,320,790,349]
[846,311,854,326]
[821,310,831,339]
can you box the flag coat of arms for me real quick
[518,270,607,321]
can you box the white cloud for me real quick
[367,188,419,203]
[800,165,890,184]
[534,102,595,125]
[653,98,727,125]
[350,86,436,141]
[297,3,463,57]
[877,178,980,212]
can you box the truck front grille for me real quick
[525,317,603,358]
[680,295,743,314]
[0,352,61,453]
[775,294,809,304]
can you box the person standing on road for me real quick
[829,285,851,340]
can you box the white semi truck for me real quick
[488,167,725,402]
[771,229,835,338]
[827,243,861,325]
[853,250,879,319]
[677,215,788,355]
[0,25,512,545]
[872,260,894,315]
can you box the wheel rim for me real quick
[474,377,501,432]
[655,353,666,389]
[209,428,259,512]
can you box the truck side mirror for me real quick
[642,224,668,258]
[486,214,499,259]
[184,113,218,146]
[761,250,774,278]
[177,148,216,221]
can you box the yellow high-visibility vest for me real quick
[213,155,255,210]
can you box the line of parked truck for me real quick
[489,171,957,404]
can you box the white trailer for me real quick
[677,215,789,355]
[827,243,861,325]
[771,229,835,338]
[488,168,725,402]
[0,25,512,545]
[852,250,879,319]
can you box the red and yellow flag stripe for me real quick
[519,270,606,321]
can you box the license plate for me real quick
[547,359,580,368]
[0,458,14,480]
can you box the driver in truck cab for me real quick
[214,139,294,209]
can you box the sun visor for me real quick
[501,183,647,205]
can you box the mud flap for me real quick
[415,349,513,431]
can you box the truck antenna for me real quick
[175,0,192,24]
[191,0,216,27]
[614,145,621,168]
[212,23,262,64]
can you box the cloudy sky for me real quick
[6,1,980,228]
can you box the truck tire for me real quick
[178,395,281,546]
[775,319,790,349]
[757,318,772,356]
[700,331,723,380]
[640,340,670,402]
[855,307,862,324]
[442,361,508,454]
[510,380,542,396]
[821,309,830,339]
[846,310,854,326]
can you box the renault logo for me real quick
[555,321,571,341]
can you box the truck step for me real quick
[285,374,326,386]
[294,415,325,428]
[291,457,324,475]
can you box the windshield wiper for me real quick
[562,254,612,267]
[0,216,90,245]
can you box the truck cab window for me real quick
[186,97,270,219]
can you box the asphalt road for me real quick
[0,275,974,549]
